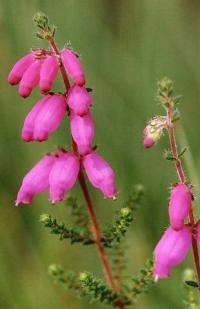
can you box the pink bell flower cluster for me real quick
[9,47,117,205]
[153,183,194,281]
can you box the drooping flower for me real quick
[19,60,42,97]
[70,111,95,155]
[49,151,80,203]
[8,53,35,85]
[15,154,56,206]
[21,95,50,141]
[32,94,67,141]
[153,226,192,281]
[39,55,59,92]
[66,85,92,116]
[82,151,117,199]
[168,183,192,230]
[61,48,85,86]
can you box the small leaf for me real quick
[172,95,183,105]
[185,280,199,288]
[178,147,187,158]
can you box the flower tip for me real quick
[143,136,155,148]
[14,200,19,207]
[154,274,160,283]
[19,86,31,98]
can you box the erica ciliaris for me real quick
[143,78,200,286]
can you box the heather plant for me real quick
[7,12,200,308]
[143,78,200,293]
[7,12,154,308]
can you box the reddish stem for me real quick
[167,103,200,288]
[49,38,125,307]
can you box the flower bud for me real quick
[61,48,85,86]
[15,154,55,206]
[66,85,92,116]
[33,94,67,141]
[168,183,192,230]
[82,151,117,199]
[143,117,166,148]
[8,53,34,85]
[70,111,95,155]
[39,55,59,92]
[49,152,80,203]
[19,60,42,97]
[21,96,50,141]
[153,226,192,281]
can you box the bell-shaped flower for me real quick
[39,55,59,92]
[32,94,67,141]
[15,154,56,206]
[168,183,192,230]
[21,96,50,141]
[8,53,34,85]
[82,151,117,199]
[19,60,42,97]
[66,85,92,116]
[49,151,80,203]
[70,111,95,155]
[153,226,192,281]
[61,48,85,86]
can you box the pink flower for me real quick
[19,60,42,97]
[168,183,192,230]
[32,94,67,141]
[153,226,192,281]
[143,127,157,148]
[39,55,59,92]
[61,48,85,86]
[82,151,117,199]
[66,85,92,116]
[49,151,80,203]
[15,154,56,206]
[70,111,95,155]
[21,95,50,141]
[8,53,34,85]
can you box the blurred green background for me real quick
[1,0,200,308]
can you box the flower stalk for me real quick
[48,36,124,307]
[166,98,200,289]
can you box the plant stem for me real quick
[49,38,125,308]
[167,102,200,289]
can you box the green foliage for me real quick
[33,12,56,39]
[79,272,131,307]
[183,269,200,309]
[40,213,94,245]
[129,259,154,300]
[102,185,144,248]
[49,265,132,307]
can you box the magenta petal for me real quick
[49,152,80,203]
[8,53,34,85]
[153,226,192,281]
[70,111,95,155]
[66,85,92,116]
[82,151,117,199]
[168,184,192,230]
[15,154,55,206]
[19,60,42,97]
[21,95,51,141]
[33,94,67,141]
[61,49,85,86]
[39,55,59,92]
